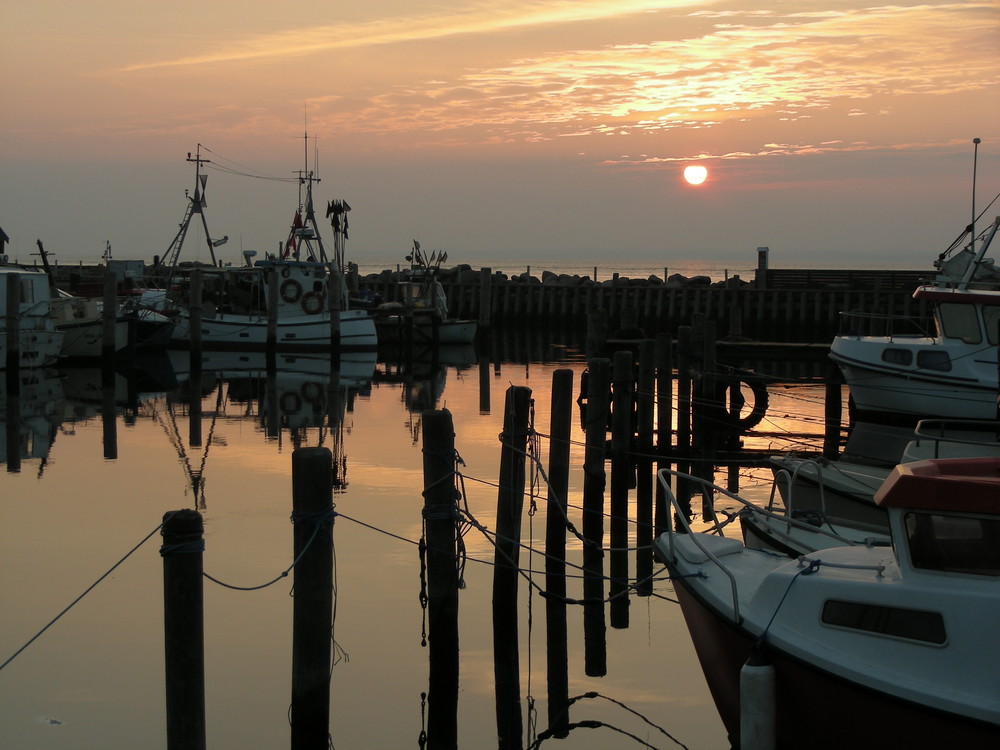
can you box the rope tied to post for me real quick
[290,506,337,527]
[159,539,206,556]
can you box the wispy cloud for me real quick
[120,1,712,71]
[317,2,997,146]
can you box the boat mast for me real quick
[157,145,225,276]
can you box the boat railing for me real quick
[912,418,1000,452]
[837,309,934,339]
[657,467,864,624]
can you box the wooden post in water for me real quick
[102,269,118,358]
[478,356,491,414]
[189,269,203,356]
[654,334,673,535]
[479,267,493,331]
[544,369,573,738]
[823,370,843,460]
[675,326,693,519]
[5,273,23,375]
[161,508,206,750]
[581,357,609,676]
[422,409,460,750]
[609,350,633,629]
[291,447,334,750]
[328,270,342,356]
[635,339,655,596]
[6,372,20,472]
[102,364,118,460]
[266,267,279,352]
[493,385,532,750]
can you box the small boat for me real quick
[744,418,1000,555]
[829,215,1000,419]
[655,460,1000,748]
[371,241,477,346]
[0,265,64,368]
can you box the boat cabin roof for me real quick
[914,285,1000,306]
[874,457,1000,514]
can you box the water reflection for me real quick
[2,335,849,750]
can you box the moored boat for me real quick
[830,216,1000,419]
[655,461,1000,748]
[0,265,64,368]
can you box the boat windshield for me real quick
[938,303,981,344]
[983,305,1000,345]
[904,511,1000,576]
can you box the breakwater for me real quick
[48,261,935,344]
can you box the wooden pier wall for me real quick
[364,268,934,344]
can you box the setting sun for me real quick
[683,165,708,185]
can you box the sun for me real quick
[683,165,708,185]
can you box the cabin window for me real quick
[881,348,912,366]
[983,305,1000,345]
[904,511,1000,576]
[916,350,951,372]
[938,302,981,343]
[19,279,35,304]
[822,600,946,644]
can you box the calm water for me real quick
[0,339,835,749]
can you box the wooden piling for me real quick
[102,269,118,358]
[291,447,334,750]
[161,508,206,750]
[544,369,573,737]
[654,334,673,535]
[635,339,655,596]
[189,269,203,355]
[328,271,342,355]
[582,358,609,676]
[609,350,633,629]
[5,273,20,372]
[493,385,532,750]
[480,267,493,330]
[266,267,278,352]
[6,372,21,472]
[422,409,460,750]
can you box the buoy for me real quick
[740,643,776,750]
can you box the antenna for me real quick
[972,137,981,251]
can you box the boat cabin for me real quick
[875,457,1000,577]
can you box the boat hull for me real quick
[672,575,1000,749]
[1,328,64,369]
[169,309,377,350]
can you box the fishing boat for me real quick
[744,418,1000,555]
[655,461,1000,748]
[146,146,377,351]
[0,265,64,368]
[371,241,477,346]
[829,215,1000,419]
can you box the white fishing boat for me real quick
[829,215,1000,419]
[372,241,477,346]
[0,265,64,368]
[147,145,377,351]
[655,460,1000,748]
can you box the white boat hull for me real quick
[169,308,377,350]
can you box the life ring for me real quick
[716,369,769,431]
[301,291,324,315]
[280,278,303,303]
[279,391,302,414]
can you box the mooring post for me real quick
[479,267,493,331]
[266,266,278,353]
[654,334,673,535]
[6,373,21,472]
[823,369,843,459]
[291,447,334,750]
[102,269,118,359]
[101,364,118,460]
[478,356,491,414]
[5,273,19,373]
[328,271,342,356]
[609,350,633,628]
[189,268,203,356]
[676,326,693,519]
[161,508,206,750]
[493,385,532,750]
[582,357,609,676]
[545,369,573,737]
[635,339,655,596]
[422,409,460,750]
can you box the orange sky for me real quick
[2,1,998,269]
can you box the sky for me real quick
[2,0,999,272]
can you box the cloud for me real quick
[120,0,712,71]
